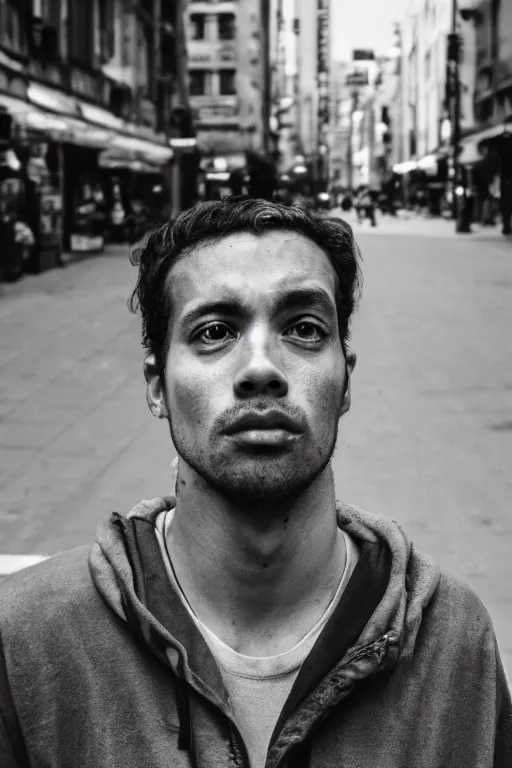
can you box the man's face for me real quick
[149,230,354,502]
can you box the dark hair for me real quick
[129,197,363,377]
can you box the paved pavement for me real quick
[0,223,511,676]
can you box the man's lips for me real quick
[222,411,302,435]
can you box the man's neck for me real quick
[166,462,346,656]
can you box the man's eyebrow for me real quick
[180,288,336,326]
[272,287,336,316]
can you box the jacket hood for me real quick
[89,495,441,767]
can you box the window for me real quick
[189,70,210,96]
[0,0,26,52]
[68,0,94,64]
[190,13,206,40]
[219,69,236,95]
[99,0,115,62]
[30,0,62,30]
[217,13,236,40]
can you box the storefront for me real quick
[0,89,71,278]
[25,84,173,253]
[98,144,174,242]
[0,78,174,275]
[458,124,509,226]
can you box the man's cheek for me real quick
[171,378,210,428]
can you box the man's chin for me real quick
[200,459,327,503]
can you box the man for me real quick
[0,197,510,767]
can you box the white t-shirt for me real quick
[155,509,360,768]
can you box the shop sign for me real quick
[189,53,211,63]
[317,0,329,75]
[198,104,238,121]
[317,0,329,140]
[70,67,100,102]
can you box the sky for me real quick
[331,0,409,59]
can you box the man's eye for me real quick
[197,324,233,343]
[287,321,325,342]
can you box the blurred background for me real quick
[0,0,511,675]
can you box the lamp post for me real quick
[450,0,471,232]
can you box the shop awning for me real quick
[461,124,505,147]
[0,93,112,147]
[3,87,172,162]
[457,123,509,165]
[392,160,418,175]
[108,135,173,166]
[78,101,126,132]
[98,147,161,173]
[0,93,70,138]
[417,154,438,174]
[27,83,80,117]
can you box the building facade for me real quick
[293,0,319,158]
[0,0,189,271]
[399,0,478,162]
[184,0,266,164]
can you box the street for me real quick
[1,217,511,677]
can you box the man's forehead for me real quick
[167,230,337,304]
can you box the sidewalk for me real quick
[0,242,132,297]
[343,208,512,248]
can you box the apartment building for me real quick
[185,0,264,160]
[401,0,478,162]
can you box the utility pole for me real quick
[450,0,471,232]
[347,89,358,190]
[261,0,271,155]
[152,0,162,128]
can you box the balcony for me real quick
[188,40,236,67]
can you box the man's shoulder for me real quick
[0,546,95,634]
[435,567,492,619]
[422,563,497,649]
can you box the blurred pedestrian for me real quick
[355,187,376,226]
[340,190,353,212]
[0,197,510,767]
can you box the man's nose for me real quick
[233,328,288,398]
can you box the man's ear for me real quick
[339,352,356,418]
[144,353,169,420]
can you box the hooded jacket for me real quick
[0,495,511,768]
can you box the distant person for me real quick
[0,198,510,767]
[356,187,376,227]
[341,191,353,212]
